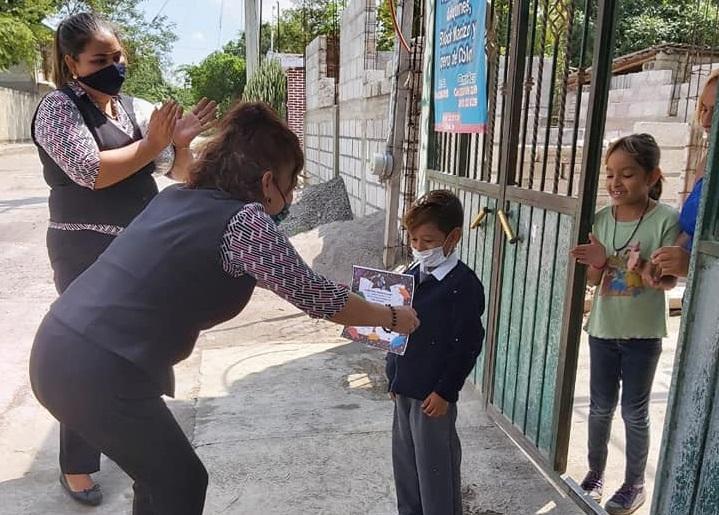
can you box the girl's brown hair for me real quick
[53,12,121,87]
[606,133,663,201]
[186,102,304,201]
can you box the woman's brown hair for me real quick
[606,133,663,201]
[696,68,719,125]
[53,12,121,87]
[186,102,304,201]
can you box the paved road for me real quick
[0,144,580,514]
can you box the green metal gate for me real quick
[417,0,619,473]
[652,95,719,515]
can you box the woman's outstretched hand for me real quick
[172,98,218,149]
[393,305,420,334]
[146,101,181,153]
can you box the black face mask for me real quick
[271,177,291,225]
[78,62,126,96]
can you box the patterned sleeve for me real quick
[130,97,175,177]
[219,203,350,319]
[33,91,100,189]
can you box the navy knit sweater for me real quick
[386,260,485,402]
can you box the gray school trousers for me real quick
[392,394,462,515]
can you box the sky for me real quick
[140,0,296,68]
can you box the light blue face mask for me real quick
[270,177,290,225]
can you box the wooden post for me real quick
[245,0,260,79]
[383,0,415,267]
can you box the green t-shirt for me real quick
[586,202,679,339]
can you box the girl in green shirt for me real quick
[570,134,679,515]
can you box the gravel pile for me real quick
[291,210,387,285]
[280,177,354,237]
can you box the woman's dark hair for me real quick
[606,133,664,200]
[186,102,304,201]
[53,12,121,87]
[403,190,464,235]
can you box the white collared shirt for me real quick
[408,251,460,282]
[427,251,459,281]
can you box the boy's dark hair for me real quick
[53,13,122,87]
[403,190,464,235]
[187,101,304,201]
[606,133,664,201]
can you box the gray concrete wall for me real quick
[338,97,390,216]
[0,87,42,143]
[304,0,395,217]
[304,106,338,184]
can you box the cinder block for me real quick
[659,147,691,173]
[633,121,692,147]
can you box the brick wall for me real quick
[286,67,305,146]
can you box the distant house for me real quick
[0,40,54,143]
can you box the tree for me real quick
[376,0,394,52]
[562,0,719,66]
[0,0,56,70]
[228,24,272,58]
[182,51,246,115]
[53,0,178,102]
[273,0,343,54]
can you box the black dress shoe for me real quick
[59,474,103,506]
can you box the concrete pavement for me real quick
[0,144,580,514]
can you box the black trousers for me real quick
[46,228,116,475]
[30,315,208,514]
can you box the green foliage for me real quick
[229,24,272,58]
[269,0,342,54]
[182,51,246,116]
[614,1,719,57]
[376,0,394,52]
[242,58,286,119]
[0,0,55,70]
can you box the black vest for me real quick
[50,186,257,395]
[32,86,158,227]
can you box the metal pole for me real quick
[552,0,618,473]
[245,0,260,79]
[270,5,275,53]
[277,1,281,53]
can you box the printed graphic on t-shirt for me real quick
[600,245,645,298]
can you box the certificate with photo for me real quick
[341,265,415,355]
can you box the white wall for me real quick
[0,86,42,143]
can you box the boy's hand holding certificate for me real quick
[342,265,415,355]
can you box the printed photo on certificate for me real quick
[341,265,415,355]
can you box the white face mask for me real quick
[412,245,448,271]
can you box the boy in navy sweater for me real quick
[386,190,485,515]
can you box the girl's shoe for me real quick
[579,470,604,503]
[605,483,646,515]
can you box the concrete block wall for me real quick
[634,121,692,210]
[0,86,41,143]
[567,68,678,135]
[338,96,391,216]
[304,0,395,217]
[306,37,337,110]
[305,106,338,184]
